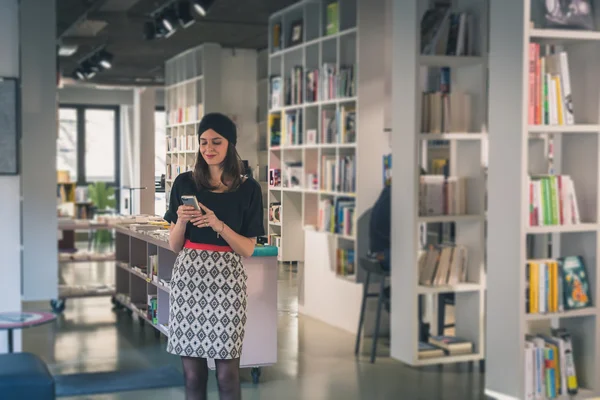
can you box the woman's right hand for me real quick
[176,205,202,224]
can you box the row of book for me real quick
[525,329,579,399]
[421,4,476,56]
[528,44,574,126]
[279,110,303,146]
[528,175,580,227]
[166,163,191,180]
[269,64,356,109]
[321,155,356,193]
[419,175,468,216]
[320,106,356,144]
[167,104,204,126]
[306,63,356,102]
[317,197,355,237]
[421,90,472,133]
[166,134,197,153]
[418,244,468,287]
[336,248,355,276]
[525,256,591,315]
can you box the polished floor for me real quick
[22,259,486,400]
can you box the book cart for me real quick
[112,224,279,384]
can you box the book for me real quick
[429,335,473,355]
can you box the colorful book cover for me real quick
[559,256,591,310]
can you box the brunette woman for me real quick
[164,112,264,400]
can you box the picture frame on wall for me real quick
[289,19,303,46]
[0,77,19,175]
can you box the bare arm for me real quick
[217,222,256,258]
[168,221,186,253]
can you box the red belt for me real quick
[184,240,233,252]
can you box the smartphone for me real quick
[181,195,200,211]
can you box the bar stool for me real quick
[354,256,390,363]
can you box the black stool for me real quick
[354,256,390,363]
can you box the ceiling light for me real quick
[161,7,178,34]
[192,0,215,16]
[58,44,78,57]
[98,50,113,69]
[177,1,195,28]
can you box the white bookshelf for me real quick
[266,0,364,270]
[390,0,488,367]
[164,43,222,207]
[486,0,600,399]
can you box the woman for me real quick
[163,112,264,400]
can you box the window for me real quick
[57,108,78,182]
[85,109,117,182]
[57,105,120,211]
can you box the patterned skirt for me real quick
[167,245,247,359]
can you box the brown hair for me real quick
[192,142,244,192]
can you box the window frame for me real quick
[58,103,121,210]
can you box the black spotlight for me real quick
[97,50,113,69]
[160,6,178,36]
[192,0,215,16]
[177,1,195,28]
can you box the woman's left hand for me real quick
[191,202,224,233]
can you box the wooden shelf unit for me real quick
[389,0,489,367]
[485,0,600,399]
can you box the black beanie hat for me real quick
[197,112,237,146]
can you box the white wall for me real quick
[0,0,22,353]
[220,49,259,169]
[20,0,58,301]
[58,85,165,108]
[59,86,134,106]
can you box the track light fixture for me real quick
[72,48,114,81]
[144,0,215,40]
[192,0,215,16]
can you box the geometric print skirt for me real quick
[167,243,247,359]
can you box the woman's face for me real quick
[199,129,228,166]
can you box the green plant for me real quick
[88,182,116,211]
[88,182,116,247]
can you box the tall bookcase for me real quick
[390,0,489,366]
[164,44,222,207]
[267,0,363,267]
[486,0,600,399]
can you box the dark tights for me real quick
[181,356,241,400]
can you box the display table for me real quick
[112,224,278,383]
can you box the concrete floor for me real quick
[22,259,486,400]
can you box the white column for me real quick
[20,0,58,302]
[389,0,420,363]
[0,0,21,354]
[133,88,156,215]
